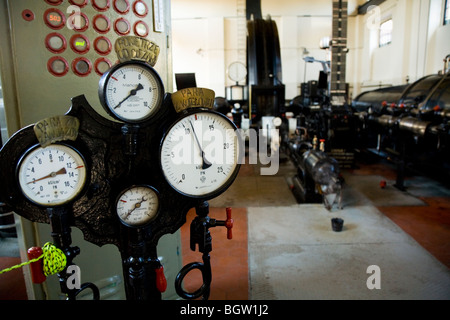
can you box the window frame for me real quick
[379,18,393,48]
[444,0,450,25]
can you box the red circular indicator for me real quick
[72,57,92,77]
[45,0,63,5]
[113,0,130,14]
[22,9,35,21]
[67,12,89,32]
[114,18,131,35]
[133,1,148,17]
[92,0,111,11]
[94,58,112,76]
[93,14,111,34]
[69,0,88,8]
[45,33,67,54]
[47,56,69,77]
[70,34,90,54]
[94,36,112,55]
[133,20,149,37]
[44,8,66,30]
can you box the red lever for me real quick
[155,265,167,293]
[225,207,233,240]
[27,247,46,284]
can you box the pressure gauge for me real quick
[17,144,87,206]
[273,117,282,127]
[160,110,241,199]
[98,60,164,123]
[227,61,247,83]
[116,185,159,227]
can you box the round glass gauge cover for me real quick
[99,60,164,123]
[160,110,241,198]
[227,61,247,83]
[273,117,282,127]
[17,144,87,206]
[116,185,159,227]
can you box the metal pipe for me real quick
[398,117,430,136]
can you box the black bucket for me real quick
[331,218,344,232]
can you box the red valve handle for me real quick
[155,265,167,293]
[225,207,233,240]
[27,246,46,284]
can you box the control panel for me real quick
[2,0,172,128]
[0,0,175,300]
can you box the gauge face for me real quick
[116,185,159,227]
[273,117,282,127]
[160,111,241,198]
[99,61,164,123]
[227,61,247,83]
[17,144,87,206]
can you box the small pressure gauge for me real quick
[273,117,282,127]
[17,144,87,206]
[116,185,159,227]
[98,60,164,123]
[227,61,247,83]
[160,110,241,199]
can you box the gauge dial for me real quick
[160,110,241,198]
[227,61,247,83]
[17,144,87,206]
[99,60,164,123]
[116,185,159,227]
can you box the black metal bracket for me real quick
[47,206,99,300]
[175,201,233,300]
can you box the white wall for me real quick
[172,0,336,99]
[171,0,237,97]
[171,0,450,100]
[426,0,450,74]
[348,0,450,96]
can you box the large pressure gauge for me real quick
[160,110,241,199]
[98,60,164,123]
[17,144,87,206]
[116,185,160,227]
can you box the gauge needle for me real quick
[27,168,67,184]
[114,83,144,109]
[124,196,148,220]
[189,120,212,169]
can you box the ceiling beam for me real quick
[358,0,386,15]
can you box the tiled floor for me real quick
[180,157,450,299]
[349,159,450,269]
[378,196,450,269]
[180,207,248,300]
[0,257,27,300]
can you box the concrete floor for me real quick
[183,153,450,300]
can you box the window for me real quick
[444,0,450,25]
[379,19,393,47]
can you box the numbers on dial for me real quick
[17,144,87,206]
[101,62,163,122]
[116,185,159,227]
[160,111,240,198]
